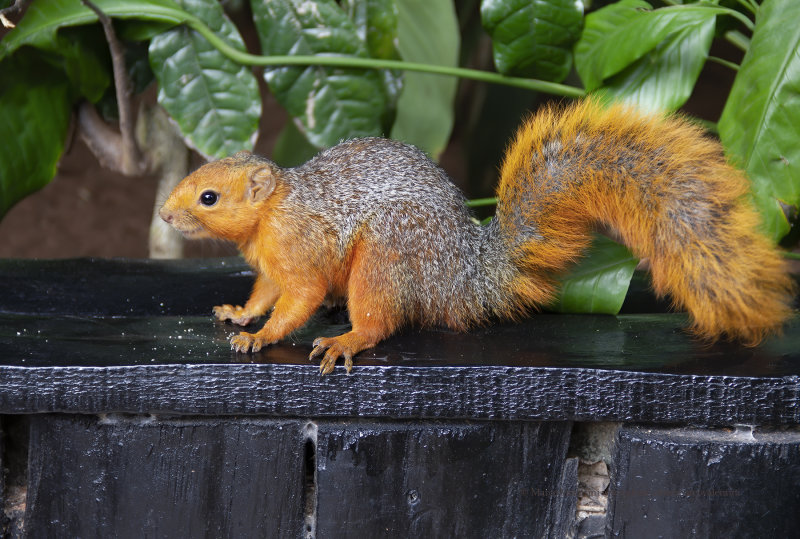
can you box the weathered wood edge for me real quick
[0,364,796,425]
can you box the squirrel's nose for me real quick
[159,207,174,224]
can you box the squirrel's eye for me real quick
[199,190,218,206]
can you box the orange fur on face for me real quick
[160,157,273,244]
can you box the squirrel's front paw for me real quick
[230,331,275,353]
[214,304,256,326]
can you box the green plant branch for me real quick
[465,197,498,208]
[783,251,800,260]
[734,0,757,15]
[182,15,586,98]
[707,55,740,71]
[714,5,755,31]
[724,30,751,52]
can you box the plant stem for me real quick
[724,30,751,52]
[183,16,585,98]
[707,56,740,71]
[714,6,755,31]
[0,0,31,28]
[734,0,757,15]
[465,197,498,208]
[783,251,800,260]
[81,0,143,175]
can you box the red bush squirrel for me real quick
[160,100,795,374]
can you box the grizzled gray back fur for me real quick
[268,138,522,327]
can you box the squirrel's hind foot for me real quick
[310,332,376,375]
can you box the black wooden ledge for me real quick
[0,257,797,425]
[2,258,799,538]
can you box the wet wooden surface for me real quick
[0,258,798,538]
[0,258,797,424]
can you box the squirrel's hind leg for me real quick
[311,242,401,374]
[310,288,398,375]
[311,329,382,375]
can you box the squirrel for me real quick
[159,99,795,374]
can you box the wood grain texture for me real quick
[313,421,574,537]
[0,364,796,425]
[25,415,306,537]
[0,258,797,425]
[607,425,800,538]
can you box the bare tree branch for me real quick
[0,0,31,28]
[80,0,144,175]
[139,105,189,258]
[77,102,126,171]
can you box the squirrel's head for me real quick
[159,151,283,243]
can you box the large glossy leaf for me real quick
[342,0,402,107]
[599,16,715,112]
[250,0,389,149]
[149,0,261,159]
[0,0,188,60]
[481,0,583,82]
[0,55,71,219]
[718,0,800,242]
[390,0,459,158]
[551,235,639,314]
[574,0,724,92]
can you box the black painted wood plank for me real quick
[24,415,306,538]
[607,425,800,538]
[0,364,795,426]
[313,420,573,538]
[0,258,798,424]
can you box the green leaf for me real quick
[0,0,188,61]
[390,0,459,158]
[551,235,639,314]
[250,0,389,149]
[718,0,800,242]
[343,0,399,61]
[574,0,724,93]
[599,16,715,112]
[0,54,71,219]
[148,0,261,159]
[117,19,179,42]
[50,26,113,103]
[341,0,403,121]
[481,0,583,82]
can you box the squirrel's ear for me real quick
[247,166,276,203]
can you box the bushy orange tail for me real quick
[495,100,795,345]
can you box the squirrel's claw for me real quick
[310,336,354,375]
[230,331,270,353]
[214,304,255,326]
